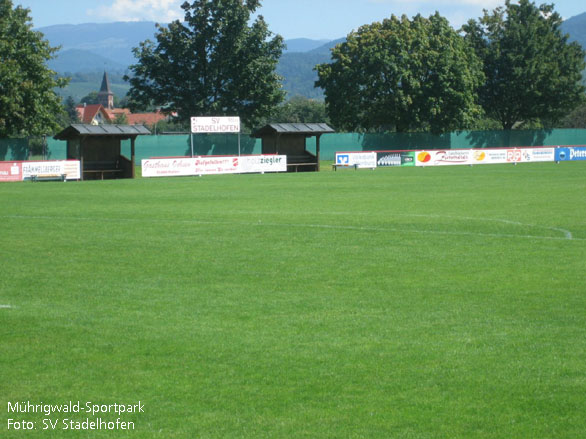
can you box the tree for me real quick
[462,0,586,130]
[0,0,68,137]
[63,96,80,124]
[113,113,128,125]
[315,13,484,134]
[125,0,284,130]
[80,92,99,105]
[268,96,328,124]
[559,101,586,128]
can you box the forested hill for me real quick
[42,14,585,101]
[561,12,586,49]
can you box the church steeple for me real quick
[97,71,114,110]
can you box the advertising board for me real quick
[238,155,287,173]
[555,147,586,161]
[190,117,240,134]
[0,160,80,182]
[0,162,22,182]
[376,151,415,167]
[21,161,81,180]
[335,152,377,168]
[141,155,286,178]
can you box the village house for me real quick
[76,72,169,128]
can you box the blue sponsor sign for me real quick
[555,147,586,161]
[336,154,350,165]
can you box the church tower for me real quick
[97,71,114,110]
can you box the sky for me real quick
[14,0,586,40]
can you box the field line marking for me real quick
[228,211,575,241]
[0,305,14,309]
[1,214,582,242]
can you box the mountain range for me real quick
[39,13,586,102]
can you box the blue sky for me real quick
[14,0,586,39]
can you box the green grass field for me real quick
[1,162,585,438]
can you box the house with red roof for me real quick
[79,72,171,128]
[76,104,113,125]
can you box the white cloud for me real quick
[88,0,183,23]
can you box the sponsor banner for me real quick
[555,147,586,161]
[401,151,415,167]
[415,149,472,166]
[376,151,416,167]
[194,156,239,175]
[415,148,555,166]
[0,162,22,182]
[141,155,286,178]
[238,155,287,173]
[335,152,377,168]
[524,147,555,162]
[0,160,80,181]
[190,116,240,133]
[21,161,80,180]
[142,158,197,177]
[377,152,401,167]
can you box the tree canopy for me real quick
[125,0,285,130]
[0,0,68,137]
[462,0,586,130]
[316,13,484,134]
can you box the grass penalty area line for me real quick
[1,214,580,242]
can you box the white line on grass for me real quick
[1,214,582,242]
[0,305,14,309]
[206,211,576,241]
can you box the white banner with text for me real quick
[142,155,286,178]
[190,117,240,134]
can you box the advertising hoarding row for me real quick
[414,148,555,166]
[0,160,80,182]
[335,147,567,169]
[141,155,287,178]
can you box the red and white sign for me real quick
[141,155,286,178]
[190,116,240,134]
[0,162,22,182]
[0,160,80,182]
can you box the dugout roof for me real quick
[54,124,151,140]
[252,123,334,137]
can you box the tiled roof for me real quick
[54,124,151,140]
[76,104,113,124]
[253,123,335,137]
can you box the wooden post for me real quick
[316,134,321,172]
[131,137,136,178]
[80,137,85,181]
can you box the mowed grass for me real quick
[0,162,585,438]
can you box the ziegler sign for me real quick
[190,117,240,133]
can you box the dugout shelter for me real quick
[54,124,150,180]
[253,123,335,172]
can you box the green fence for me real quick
[2,129,585,162]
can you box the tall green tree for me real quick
[0,0,68,137]
[268,96,328,124]
[316,13,484,134]
[125,0,284,130]
[462,0,585,130]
